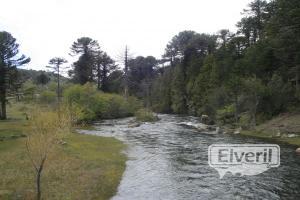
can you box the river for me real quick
[80,114,300,200]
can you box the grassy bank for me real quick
[240,113,300,146]
[0,103,127,200]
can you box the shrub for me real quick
[216,104,236,125]
[39,91,56,104]
[239,112,251,129]
[63,83,141,122]
[135,108,159,122]
[26,109,72,200]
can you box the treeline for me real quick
[144,0,300,128]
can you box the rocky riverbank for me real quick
[178,113,300,152]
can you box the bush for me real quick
[135,108,158,122]
[216,104,236,125]
[39,91,56,104]
[26,108,72,200]
[239,112,251,129]
[63,83,141,122]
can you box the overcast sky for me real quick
[0,0,251,70]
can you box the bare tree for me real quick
[25,109,71,200]
[124,46,129,99]
[114,46,134,99]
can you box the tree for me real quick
[265,74,293,115]
[47,57,68,102]
[225,75,244,125]
[171,64,188,114]
[161,31,218,114]
[106,70,124,93]
[163,31,198,66]
[124,46,130,99]
[26,109,71,200]
[243,77,266,128]
[35,72,50,86]
[188,55,219,115]
[218,29,233,47]
[128,56,157,98]
[95,52,116,92]
[237,0,268,45]
[69,37,100,84]
[0,31,30,119]
[267,0,300,97]
[151,67,173,113]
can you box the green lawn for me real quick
[0,103,127,200]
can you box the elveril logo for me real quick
[208,144,280,179]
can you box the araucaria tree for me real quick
[0,31,30,119]
[69,37,100,84]
[35,72,50,86]
[95,52,116,92]
[47,57,68,101]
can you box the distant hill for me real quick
[17,68,69,83]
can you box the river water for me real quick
[81,114,300,200]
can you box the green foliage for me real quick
[264,74,293,115]
[38,91,56,104]
[135,108,158,122]
[35,72,50,86]
[148,0,300,129]
[187,55,218,115]
[216,105,236,125]
[0,31,30,119]
[171,65,187,114]
[64,83,141,122]
[239,112,252,129]
[151,68,173,113]
[23,81,37,102]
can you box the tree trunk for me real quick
[101,65,108,92]
[0,86,7,120]
[0,66,7,120]
[296,65,299,94]
[251,109,256,129]
[0,95,6,120]
[124,46,129,100]
[251,96,259,129]
[36,170,42,200]
[57,64,60,102]
[97,64,101,90]
[234,94,239,126]
[36,157,46,200]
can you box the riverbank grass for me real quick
[240,113,300,146]
[241,130,300,146]
[0,103,126,199]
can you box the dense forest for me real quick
[1,0,300,129]
[131,0,300,128]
